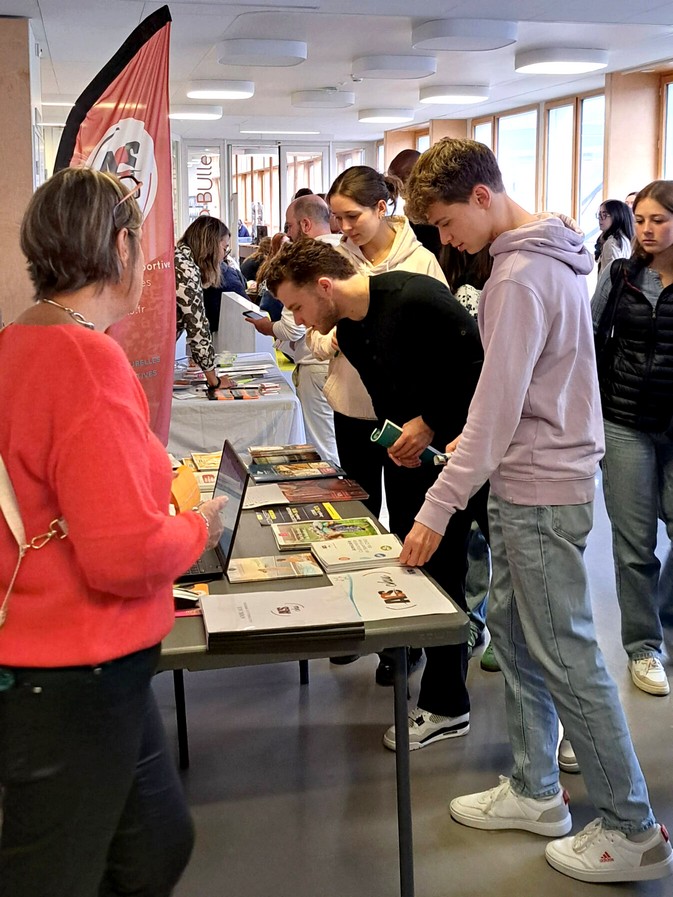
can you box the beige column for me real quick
[429,120,468,143]
[0,17,35,324]
[604,71,660,201]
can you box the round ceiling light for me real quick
[419,85,489,104]
[187,80,254,100]
[216,39,307,67]
[514,48,608,75]
[352,55,436,80]
[412,19,517,52]
[168,105,223,121]
[358,108,415,124]
[291,89,355,109]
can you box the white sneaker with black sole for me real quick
[545,819,673,882]
[629,657,670,695]
[382,707,469,751]
[450,776,572,837]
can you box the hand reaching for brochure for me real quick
[197,496,228,549]
[400,520,443,567]
[388,416,434,468]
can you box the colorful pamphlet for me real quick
[278,478,369,504]
[256,502,340,526]
[191,451,222,471]
[226,553,323,583]
[248,444,321,465]
[248,460,346,483]
[271,517,380,551]
[311,534,403,573]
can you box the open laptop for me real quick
[176,440,249,584]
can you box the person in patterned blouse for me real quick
[175,216,230,388]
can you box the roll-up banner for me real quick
[55,5,174,443]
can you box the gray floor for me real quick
[153,481,673,897]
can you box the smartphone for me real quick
[242,310,266,320]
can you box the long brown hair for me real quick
[179,216,230,287]
[632,180,673,262]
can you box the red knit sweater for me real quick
[0,324,207,667]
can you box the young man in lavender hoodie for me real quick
[401,138,672,884]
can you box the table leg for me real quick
[299,659,309,685]
[173,669,190,770]
[392,646,414,897]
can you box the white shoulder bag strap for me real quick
[0,455,68,627]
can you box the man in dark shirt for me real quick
[265,238,487,751]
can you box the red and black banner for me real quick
[55,5,175,443]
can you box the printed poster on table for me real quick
[329,566,457,621]
[54,6,175,443]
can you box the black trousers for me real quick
[384,457,490,717]
[333,411,384,517]
[0,645,194,897]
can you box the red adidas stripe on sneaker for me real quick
[599,851,614,863]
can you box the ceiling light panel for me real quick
[187,80,255,99]
[352,55,436,80]
[419,85,489,104]
[358,108,415,124]
[216,39,307,67]
[169,105,223,120]
[412,19,517,52]
[291,89,355,108]
[514,48,609,75]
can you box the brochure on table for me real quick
[200,585,363,641]
[330,565,457,621]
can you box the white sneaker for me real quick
[629,657,670,696]
[545,819,673,882]
[449,776,572,837]
[382,707,469,751]
[558,738,580,774]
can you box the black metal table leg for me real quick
[392,646,414,897]
[173,669,190,770]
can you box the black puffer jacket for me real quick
[598,259,673,433]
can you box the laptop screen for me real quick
[211,440,249,571]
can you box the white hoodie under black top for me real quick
[416,216,605,537]
[306,217,447,418]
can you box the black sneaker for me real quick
[375,648,423,686]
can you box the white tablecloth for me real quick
[168,354,306,458]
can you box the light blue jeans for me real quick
[487,494,654,833]
[601,418,673,659]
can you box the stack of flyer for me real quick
[311,534,403,573]
[199,585,365,651]
[271,517,380,551]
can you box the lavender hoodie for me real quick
[416,217,605,535]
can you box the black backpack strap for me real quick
[594,258,629,368]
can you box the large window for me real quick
[336,148,365,174]
[472,120,493,150]
[545,103,575,217]
[663,81,673,178]
[578,94,605,245]
[497,109,538,210]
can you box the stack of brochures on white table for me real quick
[199,585,364,651]
[329,565,457,622]
[311,534,403,572]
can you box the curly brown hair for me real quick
[179,216,230,288]
[405,138,505,224]
[264,239,356,296]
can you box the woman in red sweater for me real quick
[0,168,226,897]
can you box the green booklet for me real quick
[271,517,381,551]
[370,419,443,465]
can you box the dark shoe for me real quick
[376,648,423,686]
[330,655,359,665]
[467,622,485,659]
